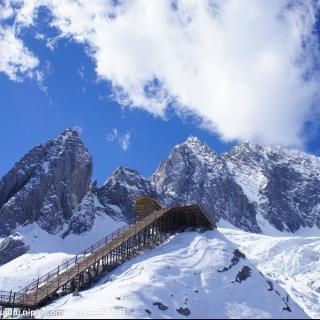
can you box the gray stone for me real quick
[235,266,252,283]
[151,137,260,233]
[227,142,320,232]
[176,307,191,316]
[0,235,29,265]
[97,167,158,222]
[0,129,92,236]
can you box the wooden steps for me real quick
[0,204,214,310]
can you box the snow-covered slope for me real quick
[15,212,125,254]
[0,252,74,292]
[220,227,320,319]
[39,231,306,319]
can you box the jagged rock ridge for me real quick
[1,130,320,264]
[151,137,260,233]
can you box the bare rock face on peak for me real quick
[97,167,158,221]
[151,137,260,233]
[226,142,320,232]
[0,129,92,236]
[152,137,320,233]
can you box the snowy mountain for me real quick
[1,131,320,265]
[152,137,320,234]
[0,230,307,319]
[0,129,92,237]
[40,231,308,319]
[97,166,157,221]
[151,137,260,233]
[0,130,127,262]
[1,131,320,318]
[226,142,320,232]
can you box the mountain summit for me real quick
[0,129,92,236]
[1,131,320,263]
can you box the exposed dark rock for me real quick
[230,249,246,267]
[145,309,152,316]
[218,249,246,272]
[0,129,92,236]
[0,235,29,265]
[176,307,191,316]
[62,190,97,237]
[283,305,292,312]
[227,142,320,232]
[235,266,252,283]
[98,167,158,221]
[151,137,260,233]
[153,302,169,311]
[266,279,274,291]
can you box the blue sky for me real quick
[0,37,233,184]
[1,1,320,185]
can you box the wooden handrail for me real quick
[0,203,214,309]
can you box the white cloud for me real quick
[106,128,118,142]
[1,0,320,146]
[106,128,131,151]
[0,27,39,81]
[118,132,131,151]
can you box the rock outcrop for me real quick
[0,235,29,265]
[97,167,158,221]
[0,129,92,236]
[151,137,260,233]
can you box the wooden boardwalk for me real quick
[0,204,215,310]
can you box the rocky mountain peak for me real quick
[178,135,216,158]
[97,166,157,221]
[0,129,92,236]
[110,166,142,180]
[151,137,259,232]
[227,141,320,232]
[57,128,79,140]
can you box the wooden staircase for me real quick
[0,204,215,310]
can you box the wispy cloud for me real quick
[106,128,131,151]
[1,0,320,146]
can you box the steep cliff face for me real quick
[0,129,92,236]
[97,167,158,221]
[226,142,320,232]
[151,137,260,233]
[152,137,320,233]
